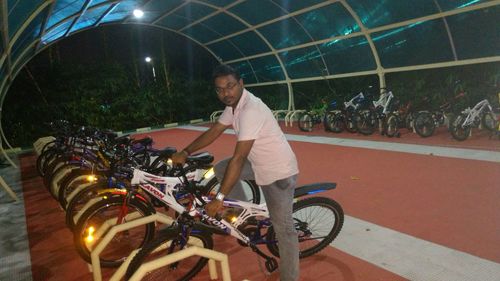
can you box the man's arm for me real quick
[171,122,229,164]
[183,122,229,154]
[205,139,254,216]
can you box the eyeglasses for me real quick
[215,82,238,95]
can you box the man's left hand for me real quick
[205,199,224,217]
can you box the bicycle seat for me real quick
[294,182,336,198]
[151,147,177,157]
[132,136,153,147]
[187,152,214,165]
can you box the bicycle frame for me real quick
[460,99,492,127]
[373,90,394,115]
[344,93,364,110]
[131,168,269,245]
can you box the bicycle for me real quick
[297,99,331,132]
[353,88,398,136]
[450,98,499,141]
[325,92,368,133]
[124,168,344,280]
[72,153,261,267]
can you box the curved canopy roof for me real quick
[1,0,500,108]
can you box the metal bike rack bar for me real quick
[0,175,18,201]
[128,246,231,281]
[33,136,55,156]
[90,213,174,281]
[210,110,224,123]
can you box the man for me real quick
[171,64,299,281]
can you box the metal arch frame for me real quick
[432,0,458,61]
[63,0,93,38]
[340,0,385,88]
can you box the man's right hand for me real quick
[171,150,189,166]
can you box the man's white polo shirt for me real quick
[218,89,299,185]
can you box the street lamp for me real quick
[144,56,156,81]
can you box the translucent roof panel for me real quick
[46,0,86,30]
[182,23,222,44]
[206,40,243,62]
[271,0,326,13]
[89,0,111,7]
[229,60,257,84]
[228,31,271,57]
[258,17,312,49]
[229,0,287,25]
[172,3,215,29]
[248,55,286,82]
[11,6,46,62]
[319,36,376,74]
[100,0,144,24]
[41,19,73,44]
[446,5,500,59]
[127,0,183,23]
[279,46,325,79]
[197,13,247,37]
[200,0,235,7]
[436,0,493,11]
[70,4,113,33]
[155,14,191,30]
[346,0,439,28]
[372,19,453,68]
[7,0,44,37]
[295,2,360,41]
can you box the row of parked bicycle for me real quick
[295,89,500,141]
[36,120,343,280]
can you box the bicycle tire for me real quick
[450,114,471,141]
[344,110,357,133]
[202,177,261,204]
[384,113,399,138]
[325,112,344,133]
[353,110,375,135]
[266,196,344,259]
[298,113,314,132]
[482,112,498,131]
[58,169,103,209]
[125,228,214,281]
[73,195,155,267]
[36,148,56,176]
[65,182,117,231]
[414,111,435,137]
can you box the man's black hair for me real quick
[212,64,241,81]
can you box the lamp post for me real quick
[145,56,156,82]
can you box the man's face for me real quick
[214,74,243,108]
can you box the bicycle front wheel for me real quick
[414,111,435,137]
[482,112,498,131]
[384,113,400,138]
[125,228,213,281]
[266,197,344,259]
[73,195,155,267]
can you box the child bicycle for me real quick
[125,167,344,280]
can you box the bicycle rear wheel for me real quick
[450,114,471,141]
[353,109,376,135]
[125,228,213,281]
[298,113,314,132]
[266,197,344,258]
[203,177,261,204]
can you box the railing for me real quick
[285,110,307,127]
[210,110,224,123]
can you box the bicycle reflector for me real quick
[203,167,215,179]
[85,226,95,243]
[86,175,97,182]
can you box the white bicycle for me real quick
[450,98,498,141]
[124,167,344,280]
